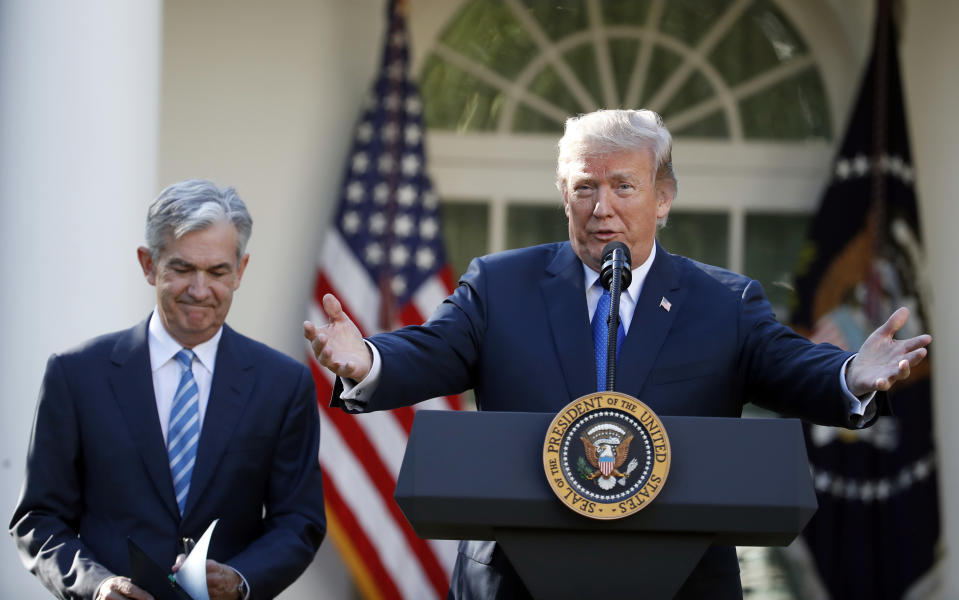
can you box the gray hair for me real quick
[146,179,253,260]
[556,109,677,202]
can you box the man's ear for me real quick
[655,181,674,220]
[233,253,250,290]
[136,247,157,285]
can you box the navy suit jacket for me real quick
[11,319,326,600]
[337,241,873,598]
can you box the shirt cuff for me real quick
[235,568,250,600]
[94,577,111,600]
[339,340,381,410]
[840,354,877,427]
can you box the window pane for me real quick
[421,54,504,132]
[562,44,602,108]
[670,110,729,137]
[739,67,832,140]
[439,1,535,80]
[744,213,812,318]
[660,0,737,47]
[442,202,489,279]
[709,0,808,88]
[512,103,565,133]
[522,0,588,41]
[601,0,652,27]
[608,38,641,105]
[506,203,567,250]
[660,70,717,120]
[641,46,683,106]
[527,65,585,117]
[657,211,729,267]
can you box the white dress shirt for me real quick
[584,242,657,332]
[147,310,221,444]
[138,310,251,599]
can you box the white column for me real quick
[0,1,161,596]
[902,0,959,596]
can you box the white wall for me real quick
[158,0,384,597]
[901,0,959,595]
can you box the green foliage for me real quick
[577,456,592,480]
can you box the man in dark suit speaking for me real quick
[11,180,326,600]
[304,109,930,598]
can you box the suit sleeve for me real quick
[224,364,326,599]
[9,354,113,600]
[334,256,490,412]
[736,279,872,428]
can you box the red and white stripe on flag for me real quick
[599,456,614,478]
[306,1,462,598]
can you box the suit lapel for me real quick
[541,243,595,399]
[184,325,253,517]
[618,243,686,397]
[110,319,181,521]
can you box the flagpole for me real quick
[866,0,891,324]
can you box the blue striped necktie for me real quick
[592,288,625,391]
[168,349,200,515]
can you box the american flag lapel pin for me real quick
[660,297,672,312]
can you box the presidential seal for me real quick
[543,392,670,520]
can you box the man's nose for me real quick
[187,272,212,299]
[592,187,614,217]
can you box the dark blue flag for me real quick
[790,1,940,597]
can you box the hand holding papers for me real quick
[128,520,219,600]
[175,519,219,600]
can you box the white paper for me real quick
[175,519,219,600]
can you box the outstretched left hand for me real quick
[845,306,932,397]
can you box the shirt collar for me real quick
[147,308,223,373]
[582,242,657,300]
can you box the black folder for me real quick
[127,537,193,600]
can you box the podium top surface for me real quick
[395,410,817,546]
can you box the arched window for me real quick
[422,0,831,140]
[416,0,854,319]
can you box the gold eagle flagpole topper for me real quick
[543,392,671,520]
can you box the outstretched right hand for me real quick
[304,293,373,382]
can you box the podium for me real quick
[394,410,817,598]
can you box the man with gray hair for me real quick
[11,180,325,600]
[305,109,929,598]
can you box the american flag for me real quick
[306,1,461,598]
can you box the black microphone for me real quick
[600,242,632,291]
[599,242,631,392]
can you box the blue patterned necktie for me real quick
[168,349,200,515]
[592,288,626,391]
